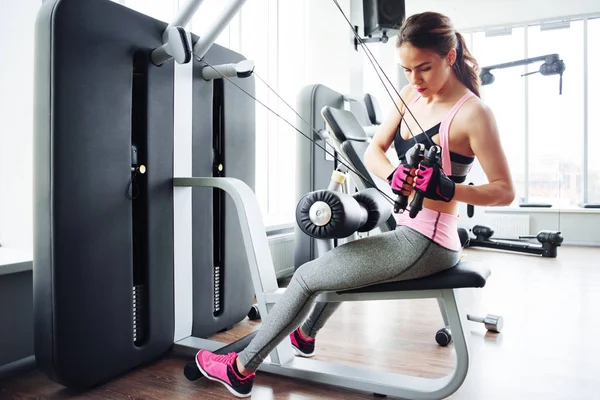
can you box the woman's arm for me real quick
[452,101,515,207]
[364,85,414,181]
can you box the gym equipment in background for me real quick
[33,0,255,389]
[354,0,406,50]
[294,85,385,268]
[480,53,566,95]
[459,225,563,258]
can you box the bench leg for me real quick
[437,297,450,327]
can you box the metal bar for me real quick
[265,287,445,304]
[316,289,444,303]
[192,0,249,59]
[165,0,206,41]
[173,177,280,340]
[482,54,551,71]
[437,297,450,327]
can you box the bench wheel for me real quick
[248,304,261,321]
[435,327,453,347]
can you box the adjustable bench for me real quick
[175,176,493,400]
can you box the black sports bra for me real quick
[394,123,474,184]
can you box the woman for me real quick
[194,11,514,398]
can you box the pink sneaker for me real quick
[195,350,255,398]
[289,328,315,357]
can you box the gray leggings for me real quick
[237,225,461,371]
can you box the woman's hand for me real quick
[414,161,455,202]
[390,166,417,197]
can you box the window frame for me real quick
[464,12,600,207]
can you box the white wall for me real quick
[0,0,40,251]
[406,0,600,31]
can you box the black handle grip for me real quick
[394,143,425,213]
[409,145,442,218]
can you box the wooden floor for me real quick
[2,246,600,399]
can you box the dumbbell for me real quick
[472,225,494,241]
[520,230,564,246]
[467,314,504,333]
[435,314,503,347]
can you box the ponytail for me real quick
[452,32,481,97]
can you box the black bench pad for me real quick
[338,262,490,294]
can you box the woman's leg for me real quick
[195,227,460,397]
[301,300,341,339]
[287,301,340,357]
[238,227,460,371]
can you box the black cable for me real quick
[193,53,398,206]
[190,1,437,208]
[330,0,434,147]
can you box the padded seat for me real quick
[338,262,490,294]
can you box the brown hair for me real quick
[396,12,480,97]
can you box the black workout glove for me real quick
[414,161,455,202]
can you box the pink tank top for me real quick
[394,90,476,252]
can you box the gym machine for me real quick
[33,0,500,398]
[294,85,388,268]
[179,170,494,400]
[480,53,566,94]
[459,225,564,258]
[33,0,256,388]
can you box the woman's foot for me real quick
[289,327,315,357]
[195,350,255,398]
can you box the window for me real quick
[363,44,397,117]
[122,0,308,225]
[588,17,600,204]
[527,21,584,207]
[468,18,598,208]
[190,0,232,48]
[472,28,526,206]
[238,0,312,226]
[237,0,274,221]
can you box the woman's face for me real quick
[398,43,455,97]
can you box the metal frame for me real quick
[163,0,249,59]
[173,177,471,400]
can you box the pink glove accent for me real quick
[414,165,434,192]
[390,165,412,194]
